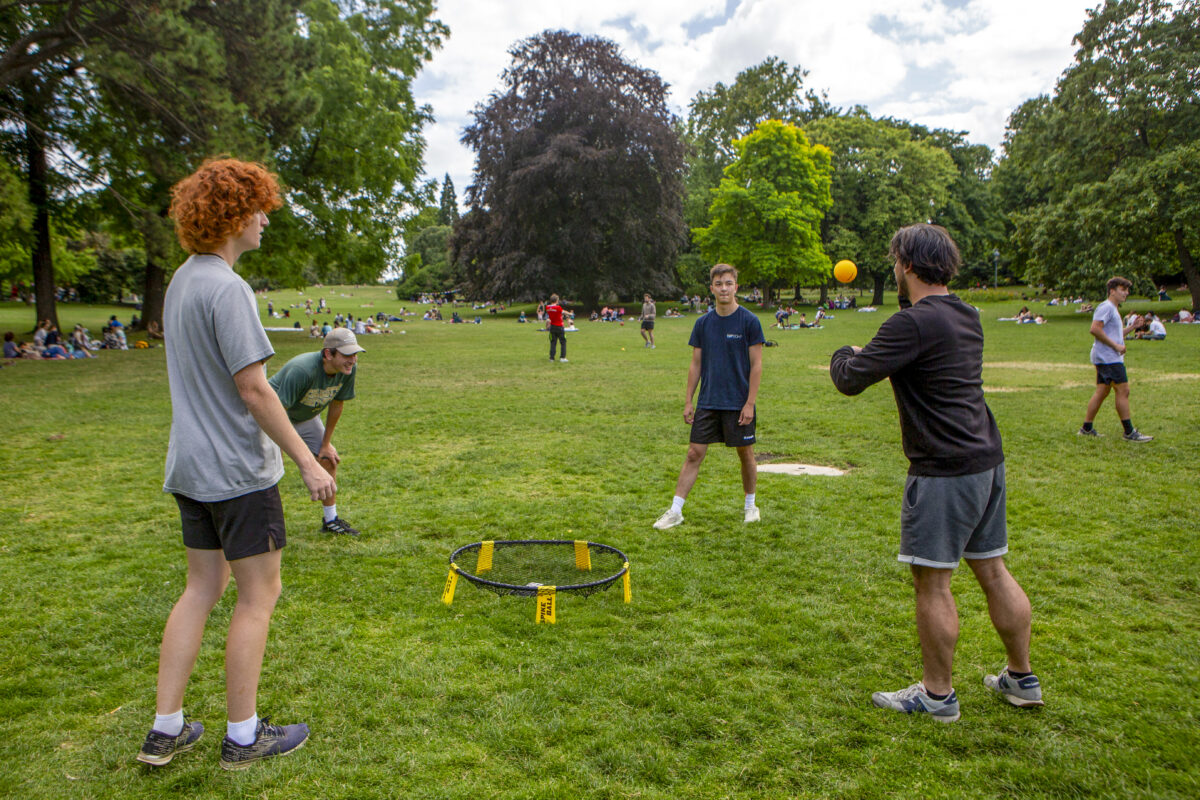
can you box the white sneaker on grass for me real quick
[984,668,1044,707]
[871,681,960,723]
[744,506,760,523]
[652,508,683,530]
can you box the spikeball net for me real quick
[442,540,631,624]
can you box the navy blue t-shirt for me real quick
[688,305,765,410]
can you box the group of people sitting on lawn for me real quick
[3,314,160,361]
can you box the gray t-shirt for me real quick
[1090,299,1124,364]
[163,255,283,501]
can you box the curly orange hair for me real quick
[169,158,283,253]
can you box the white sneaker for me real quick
[559,358,569,362]
[744,506,760,523]
[653,508,684,530]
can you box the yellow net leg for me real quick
[536,585,556,624]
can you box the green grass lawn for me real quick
[0,287,1197,799]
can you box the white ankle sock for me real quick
[670,496,685,513]
[154,710,184,736]
[227,714,259,746]
[745,493,756,509]
[323,504,337,523]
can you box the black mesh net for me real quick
[449,540,629,598]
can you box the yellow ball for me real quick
[834,259,857,283]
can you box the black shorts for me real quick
[690,407,756,447]
[1095,362,1129,385]
[641,319,654,330]
[174,485,286,560]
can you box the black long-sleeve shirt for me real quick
[830,294,1004,476]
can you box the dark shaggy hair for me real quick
[889,224,961,285]
[1106,276,1133,293]
[169,158,282,253]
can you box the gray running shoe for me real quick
[1077,426,1101,437]
[984,668,1044,707]
[136,718,204,766]
[1123,429,1153,442]
[219,717,309,770]
[871,682,960,723]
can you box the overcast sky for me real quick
[413,0,1102,201]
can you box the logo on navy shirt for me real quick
[726,333,743,339]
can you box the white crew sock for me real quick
[670,496,685,513]
[227,714,259,746]
[323,504,337,523]
[745,493,756,510]
[154,709,184,736]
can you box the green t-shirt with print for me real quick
[268,350,356,423]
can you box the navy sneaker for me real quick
[136,718,204,766]
[871,682,961,723]
[219,717,309,770]
[1077,426,1101,437]
[984,668,1045,707]
[322,516,360,536]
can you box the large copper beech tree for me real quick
[452,30,686,308]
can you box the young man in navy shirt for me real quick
[654,264,764,529]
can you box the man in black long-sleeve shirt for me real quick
[830,224,1043,723]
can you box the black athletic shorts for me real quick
[1095,362,1129,385]
[641,319,654,330]
[690,407,756,447]
[174,484,286,560]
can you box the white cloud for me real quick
[414,0,1099,202]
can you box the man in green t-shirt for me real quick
[269,328,365,535]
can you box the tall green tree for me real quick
[452,30,686,308]
[683,57,834,232]
[692,120,833,292]
[262,0,446,290]
[438,173,459,226]
[806,114,958,304]
[996,0,1200,308]
[891,122,1006,285]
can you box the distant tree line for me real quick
[399,1,1193,310]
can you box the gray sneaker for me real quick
[219,717,309,770]
[871,682,960,723]
[1077,426,1102,437]
[1123,429,1153,442]
[136,718,204,766]
[984,668,1044,707]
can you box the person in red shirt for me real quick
[546,293,568,362]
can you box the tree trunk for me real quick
[819,280,828,305]
[141,260,166,331]
[25,108,57,332]
[1175,229,1200,312]
[871,271,886,306]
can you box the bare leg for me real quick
[1084,383,1111,423]
[155,549,231,714]
[1113,382,1131,421]
[966,556,1032,673]
[911,565,958,695]
[736,445,757,495]
[319,456,338,510]
[225,549,283,722]
[672,443,708,499]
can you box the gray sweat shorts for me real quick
[293,415,325,456]
[898,463,1008,569]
